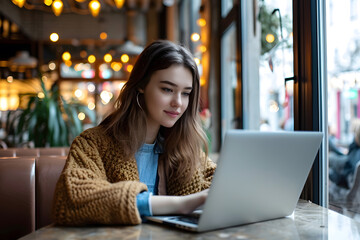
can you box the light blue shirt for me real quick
[135,143,160,217]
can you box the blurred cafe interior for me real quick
[1,0,360,239]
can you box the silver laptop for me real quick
[146,130,323,232]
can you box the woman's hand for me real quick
[150,189,209,215]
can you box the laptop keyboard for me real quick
[175,216,200,225]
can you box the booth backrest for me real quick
[0,155,67,240]
[0,157,36,240]
[35,156,66,229]
[0,147,69,157]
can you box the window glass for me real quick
[221,23,237,140]
[257,0,293,131]
[221,0,234,18]
[327,0,360,218]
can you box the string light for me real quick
[62,52,71,61]
[266,33,275,43]
[114,0,125,8]
[100,32,107,40]
[104,53,112,63]
[88,55,96,63]
[50,33,59,42]
[121,54,129,63]
[197,18,206,27]
[191,33,200,42]
[44,0,53,6]
[52,0,63,16]
[89,0,101,17]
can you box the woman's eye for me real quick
[162,88,172,93]
[182,92,191,96]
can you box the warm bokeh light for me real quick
[87,83,96,92]
[269,100,279,112]
[100,32,107,40]
[74,63,82,71]
[100,90,113,104]
[198,45,207,53]
[62,51,71,61]
[16,0,26,8]
[50,32,59,42]
[0,97,8,111]
[118,82,125,90]
[191,33,200,42]
[200,77,206,86]
[104,53,112,63]
[80,50,87,58]
[88,55,96,63]
[111,62,122,71]
[44,0,53,6]
[74,89,83,98]
[88,102,95,110]
[49,62,56,70]
[126,64,133,72]
[64,60,72,67]
[89,0,101,17]
[7,76,13,83]
[8,95,19,110]
[78,112,86,121]
[12,0,25,8]
[52,0,63,16]
[266,33,275,43]
[121,54,129,63]
[197,18,206,27]
[38,92,45,99]
[114,0,125,8]
[194,58,201,65]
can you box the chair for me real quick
[39,147,68,156]
[346,161,360,209]
[0,149,15,157]
[35,156,66,229]
[15,148,40,157]
[0,157,36,240]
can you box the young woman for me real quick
[52,40,216,225]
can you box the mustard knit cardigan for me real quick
[52,126,216,226]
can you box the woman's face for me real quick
[141,64,193,132]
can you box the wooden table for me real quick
[20,200,360,239]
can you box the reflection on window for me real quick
[221,23,237,140]
[258,0,293,131]
[221,0,234,17]
[60,62,95,79]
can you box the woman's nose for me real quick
[171,93,181,107]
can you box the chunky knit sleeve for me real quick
[167,154,217,196]
[52,131,147,226]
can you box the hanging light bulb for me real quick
[62,52,71,61]
[104,53,112,63]
[17,0,26,8]
[89,0,101,17]
[52,0,63,16]
[114,0,125,8]
[44,0,52,6]
[191,33,200,42]
[12,0,25,8]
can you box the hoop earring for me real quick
[136,92,144,111]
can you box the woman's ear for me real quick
[138,88,144,93]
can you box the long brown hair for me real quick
[100,40,208,183]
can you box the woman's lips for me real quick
[164,110,179,118]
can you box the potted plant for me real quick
[5,78,96,147]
